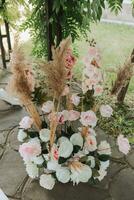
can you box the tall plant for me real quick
[22,0,134,59]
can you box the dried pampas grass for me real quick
[40,36,71,98]
[8,41,42,130]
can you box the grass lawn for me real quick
[74,22,134,94]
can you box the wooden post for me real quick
[117,49,134,103]
[0,26,6,68]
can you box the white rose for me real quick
[97,169,107,181]
[42,101,54,113]
[47,160,60,171]
[98,141,111,155]
[100,105,113,118]
[56,167,70,183]
[71,164,92,184]
[71,94,80,106]
[39,129,50,142]
[26,162,39,178]
[32,156,44,165]
[40,174,55,190]
[100,160,110,170]
[70,133,83,147]
[17,129,27,142]
[59,139,73,158]
[87,156,95,168]
[19,116,33,129]
[80,111,97,127]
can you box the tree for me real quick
[23,0,134,60]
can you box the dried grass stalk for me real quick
[69,161,83,171]
[40,37,71,98]
[49,112,58,149]
[111,59,134,95]
[8,42,42,130]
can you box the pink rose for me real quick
[57,112,65,124]
[68,110,80,121]
[71,94,80,106]
[19,116,33,129]
[51,144,59,160]
[62,85,70,96]
[94,85,103,96]
[100,105,113,118]
[65,49,76,69]
[117,135,130,155]
[80,111,97,127]
[19,140,41,161]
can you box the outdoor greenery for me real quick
[21,0,134,58]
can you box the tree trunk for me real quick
[46,0,54,60]
[117,49,134,103]
[56,7,63,46]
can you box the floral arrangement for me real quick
[8,37,131,190]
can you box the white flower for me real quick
[70,133,83,147]
[26,162,39,178]
[59,139,73,158]
[100,105,113,118]
[43,154,49,161]
[87,156,95,168]
[17,129,27,142]
[71,165,92,184]
[80,111,97,127]
[98,141,111,155]
[94,85,103,96]
[68,110,80,121]
[40,174,55,190]
[56,167,70,183]
[19,116,33,129]
[71,94,80,106]
[100,160,110,170]
[84,135,97,153]
[47,160,60,171]
[32,156,44,165]
[62,110,69,121]
[42,101,54,113]
[39,129,50,142]
[117,134,131,155]
[97,169,107,181]
[88,128,96,136]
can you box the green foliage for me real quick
[0,0,25,25]
[21,0,131,58]
[98,100,134,142]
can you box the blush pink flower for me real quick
[51,144,59,160]
[94,85,103,96]
[68,110,80,121]
[84,135,97,152]
[57,112,65,124]
[117,135,130,155]
[19,140,41,161]
[19,116,33,129]
[80,111,97,127]
[100,105,113,118]
[65,49,76,69]
[71,94,80,106]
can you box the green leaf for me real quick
[98,154,110,161]
[73,145,81,154]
